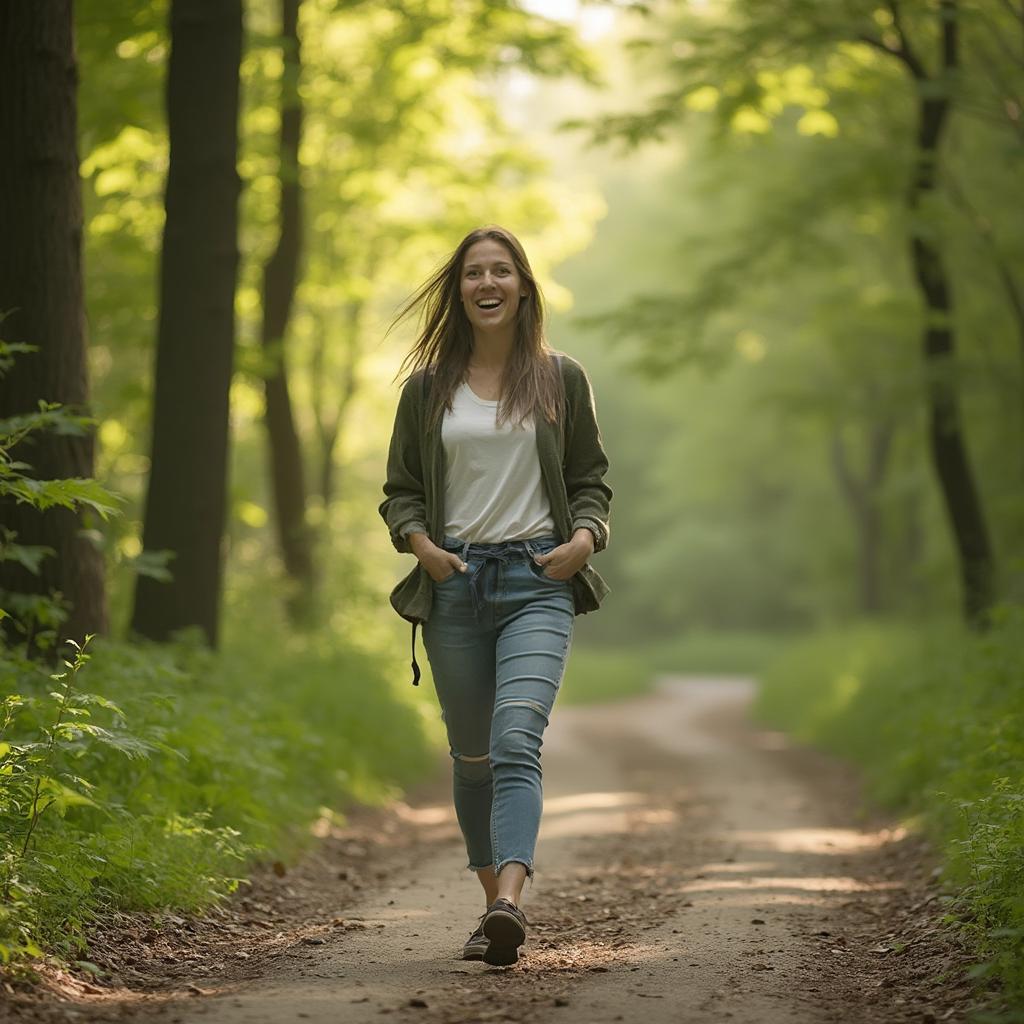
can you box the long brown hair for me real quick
[391,225,562,430]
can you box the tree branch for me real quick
[887,0,930,78]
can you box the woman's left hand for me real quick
[533,529,595,581]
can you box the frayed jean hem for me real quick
[494,856,534,880]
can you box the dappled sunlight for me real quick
[392,803,452,826]
[541,789,663,839]
[633,808,678,826]
[680,874,903,896]
[695,860,780,874]
[544,790,648,815]
[728,825,908,854]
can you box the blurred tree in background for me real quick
[562,0,1022,638]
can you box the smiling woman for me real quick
[380,224,612,968]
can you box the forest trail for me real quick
[11,678,973,1024]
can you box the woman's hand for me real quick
[409,533,468,583]
[532,528,594,581]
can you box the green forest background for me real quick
[0,0,1021,1015]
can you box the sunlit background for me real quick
[78,0,1023,660]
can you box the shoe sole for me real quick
[482,909,525,967]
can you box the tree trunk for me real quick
[830,420,893,616]
[260,0,315,623]
[311,297,363,509]
[0,2,108,648]
[130,0,242,647]
[903,1,996,627]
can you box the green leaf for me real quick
[0,541,54,575]
[37,777,98,814]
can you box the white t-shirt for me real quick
[441,381,555,543]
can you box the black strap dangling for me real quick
[410,621,421,686]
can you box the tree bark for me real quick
[311,297,363,509]
[857,2,997,624]
[902,1,996,626]
[830,421,893,615]
[0,3,108,648]
[130,0,242,647]
[260,0,315,623]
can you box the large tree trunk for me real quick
[261,0,315,623]
[130,0,242,647]
[0,2,108,648]
[902,1,996,626]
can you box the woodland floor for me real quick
[3,677,983,1024]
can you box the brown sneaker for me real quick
[481,897,527,967]
[462,914,489,961]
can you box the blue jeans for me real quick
[422,534,574,879]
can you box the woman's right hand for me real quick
[408,533,468,583]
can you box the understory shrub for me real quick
[0,629,436,963]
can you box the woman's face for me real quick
[459,238,527,336]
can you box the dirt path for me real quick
[6,677,976,1023]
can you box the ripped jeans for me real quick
[422,535,574,880]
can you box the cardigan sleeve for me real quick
[379,373,429,553]
[562,358,612,552]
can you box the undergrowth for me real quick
[0,628,436,965]
[753,609,1024,1019]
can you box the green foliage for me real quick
[753,610,1024,1012]
[562,0,1024,628]
[0,625,436,964]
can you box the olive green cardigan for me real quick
[379,352,612,627]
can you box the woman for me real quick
[379,225,611,967]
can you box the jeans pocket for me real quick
[528,560,568,584]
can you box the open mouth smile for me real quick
[476,297,503,310]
